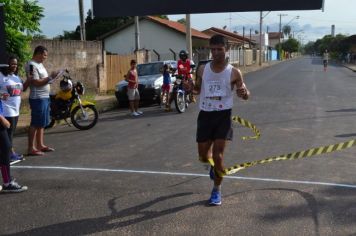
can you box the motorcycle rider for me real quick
[177,50,195,103]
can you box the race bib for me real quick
[205,80,226,97]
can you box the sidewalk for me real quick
[343,63,356,72]
[14,60,282,136]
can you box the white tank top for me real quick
[199,62,233,111]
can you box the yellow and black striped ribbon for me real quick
[204,115,356,177]
[222,139,356,176]
[232,115,260,140]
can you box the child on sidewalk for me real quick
[161,64,172,111]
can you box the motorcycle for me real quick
[46,70,99,130]
[172,73,194,113]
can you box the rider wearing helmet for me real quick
[177,50,196,102]
[177,50,192,79]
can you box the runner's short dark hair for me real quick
[209,34,229,49]
[130,59,137,64]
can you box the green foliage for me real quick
[2,0,44,65]
[153,15,168,20]
[33,34,47,40]
[303,34,351,58]
[55,28,80,40]
[57,13,170,40]
[281,38,300,53]
[302,41,315,54]
[282,25,291,38]
[177,18,186,25]
[57,10,133,40]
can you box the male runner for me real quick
[193,34,250,206]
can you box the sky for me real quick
[36,0,356,44]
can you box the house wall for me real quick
[104,19,188,61]
[269,38,280,48]
[250,33,269,48]
[31,39,103,93]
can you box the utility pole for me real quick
[242,26,245,68]
[186,14,193,61]
[78,0,85,41]
[259,11,262,66]
[278,13,287,60]
[258,11,270,66]
[249,28,252,48]
[134,16,140,51]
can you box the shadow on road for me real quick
[5,192,206,236]
[326,108,356,113]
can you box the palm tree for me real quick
[282,25,291,39]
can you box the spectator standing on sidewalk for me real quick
[161,64,172,111]
[193,34,250,206]
[0,55,31,163]
[0,74,28,192]
[125,59,142,117]
[26,45,59,156]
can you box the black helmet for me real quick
[179,50,188,60]
[60,78,72,92]
[75,81,85,95]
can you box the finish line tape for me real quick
[210,116,356,177]
[232,115,260,140]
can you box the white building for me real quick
[98,16,210,62]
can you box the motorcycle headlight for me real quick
[176,79,182,85]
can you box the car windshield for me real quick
[137,62,164,76]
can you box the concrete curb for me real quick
[343,64,356,72]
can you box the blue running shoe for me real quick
[209,189,222,206]
[10,153,23,162]
[209,166,214,180]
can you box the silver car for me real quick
[115,60,177,106]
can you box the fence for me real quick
[105,54,135,92]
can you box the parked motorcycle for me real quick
[46,70,98,130]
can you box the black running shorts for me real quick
[196,109,233,142]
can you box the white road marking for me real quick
[13,165,356,189]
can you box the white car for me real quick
[115,60,177,106]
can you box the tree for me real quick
[281,38,300,53]
[302,41,316,55]
[2,0,44,65]
[33,34,47,40]
[177,18,186,25]
[57,10,132,40]
[282,25,291,38]
[153,15,168,20]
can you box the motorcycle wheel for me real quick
[70,105,98,130]
[174,91,186,113]
[45,118,56,129]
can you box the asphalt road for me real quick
[2,56,356,235]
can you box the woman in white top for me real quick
[0,56,30,162]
